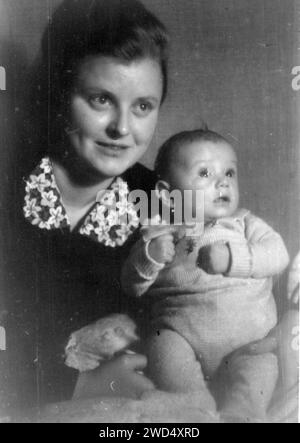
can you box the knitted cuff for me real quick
[226,240,252,278]
[132,240,165,280]
[198,228,241,249]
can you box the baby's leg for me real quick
[145,329,216,411]
[215,352,278,422]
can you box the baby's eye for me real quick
[199,168,210,178]
[226,169,236,178]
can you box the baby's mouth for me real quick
[214,193,231,204]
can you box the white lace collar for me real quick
[23,157,139,247]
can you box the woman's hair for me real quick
[155,128,230,179]
[32,0,169,153]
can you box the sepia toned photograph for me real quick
[0,0,299,423]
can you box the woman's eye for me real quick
[135,102,153,116]
[199,169,210,178]
[226,169,236,178]
[89,94,111,108]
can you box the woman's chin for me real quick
[89,157,133,180]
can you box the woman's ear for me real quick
[155,180,172,207]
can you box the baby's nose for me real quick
[216,175,229,187]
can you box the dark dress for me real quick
[0,161,156,413]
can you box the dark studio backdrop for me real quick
[0,1,299,314]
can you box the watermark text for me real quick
[0,66,6,91]
[0,326,6,351]
[291,66,300,91]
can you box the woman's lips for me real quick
[95,141,130,152]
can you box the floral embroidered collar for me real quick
[23,157,139,247]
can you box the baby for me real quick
[121,129,290,420]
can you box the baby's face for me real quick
[167,140,239,223]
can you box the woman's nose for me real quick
[106,109,130,139]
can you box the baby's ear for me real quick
[114,326,124,337]
[155,180,172,207]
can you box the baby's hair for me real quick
[155,128,231,179]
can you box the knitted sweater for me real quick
[122,209,290,375]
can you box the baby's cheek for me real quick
[232,187,240,207]
[192,177,210,190]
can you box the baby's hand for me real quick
[148,232,176,265]
[197,241,231,275]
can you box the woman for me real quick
[1,0,167,411]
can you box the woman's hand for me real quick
[197,242,231,275]
[73,353,155,400]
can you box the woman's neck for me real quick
[52,160,114,229]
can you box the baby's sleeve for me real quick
[121,235,165,297]
[232,212,290,279]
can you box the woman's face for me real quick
[68,56,163,179]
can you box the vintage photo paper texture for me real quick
[0,0,299,423]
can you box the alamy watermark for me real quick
[0,66,6,91]
[130,189,204,231]
[291,66,300,91]
[0,326,6,351]
[113,187,205,236]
